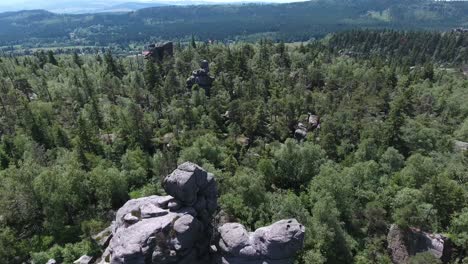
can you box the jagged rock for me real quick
[143,42,174,60]
[307,114,320,129]
[187,60,215,94]
[454,140,468,152]
[92,226,113,248]
[163,162,218,218]
[46,260,57,264]
[294,123,308,141]
[100,133,117,145]
[216,219,305,264]
[74,255,94,264]
[387,224,453,264]
[100,163,217,264]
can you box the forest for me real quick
[0,30,467,263]
[1,0,468,49]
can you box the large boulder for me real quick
[387,224,453,264]
[74,255,94,264]
[100,162,217,264]
[454,140,468,152]
[216,219,305,264]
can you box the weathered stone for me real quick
[92,226,113,248]
[73,255,94,264]
[46,260,57,264]
[387,224,453,264]
[217,219,305,264]
[187,60,215,94]
[163,162,218,215]
[294,123,308,141]
[307,114,320,129]
[454,140,468,152]
[144,42,174,60]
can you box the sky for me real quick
[0,0,307,13]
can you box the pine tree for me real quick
[47,51,58,66]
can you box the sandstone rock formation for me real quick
[294,114,320,141]
[99,162,216,264]
[216,219,305,264]
[294,123,308,141]
[187,60,215,95]
[143,42,174,61]
[74,255,94,264]
[387,224,453,264]
[454,140,468,152]
[97,162,305,264]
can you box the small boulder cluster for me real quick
[294,113,320,141]
[88,162,305,264]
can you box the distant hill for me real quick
[101,2,170,12]
[1,0,468,47]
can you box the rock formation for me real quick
[143,42,174,61]
[294,123,308,141]
[96,162,305,264]
[387,224,453,264]
[99,162,216,264]
[187,60,215,95]
[216,219,305,264]
[454,140,468,152]
[294,113,320,141]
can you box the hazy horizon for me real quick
[0,0,309,13]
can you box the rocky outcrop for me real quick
[294,123,308,141]
[99,162,216,264]
[143,42,174,60]
[216,219,305,264]
[454,140,468,152]
[187,60,215,95]
[74,255,94,264]
[294,114,320,141]
[387,224,453,264]
[98,162,305,264]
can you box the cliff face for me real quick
[96,162,305,264]
[387,224,453,264]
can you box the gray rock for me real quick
[387,224,453,264]
[92,226,113,249]
[163,162,218,215]
[144,42,174,60]
[100,163,218,264]
[454,140,468,152]
[217,219,305,263]
[307,114,320,129]
[294,127,307,141]
[186,60,215,94]
[73,255,94,264]
[46,260,57,264]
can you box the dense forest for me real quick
[1,0,468,49]
[0,30,468,264]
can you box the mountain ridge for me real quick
[0,0,467,47]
